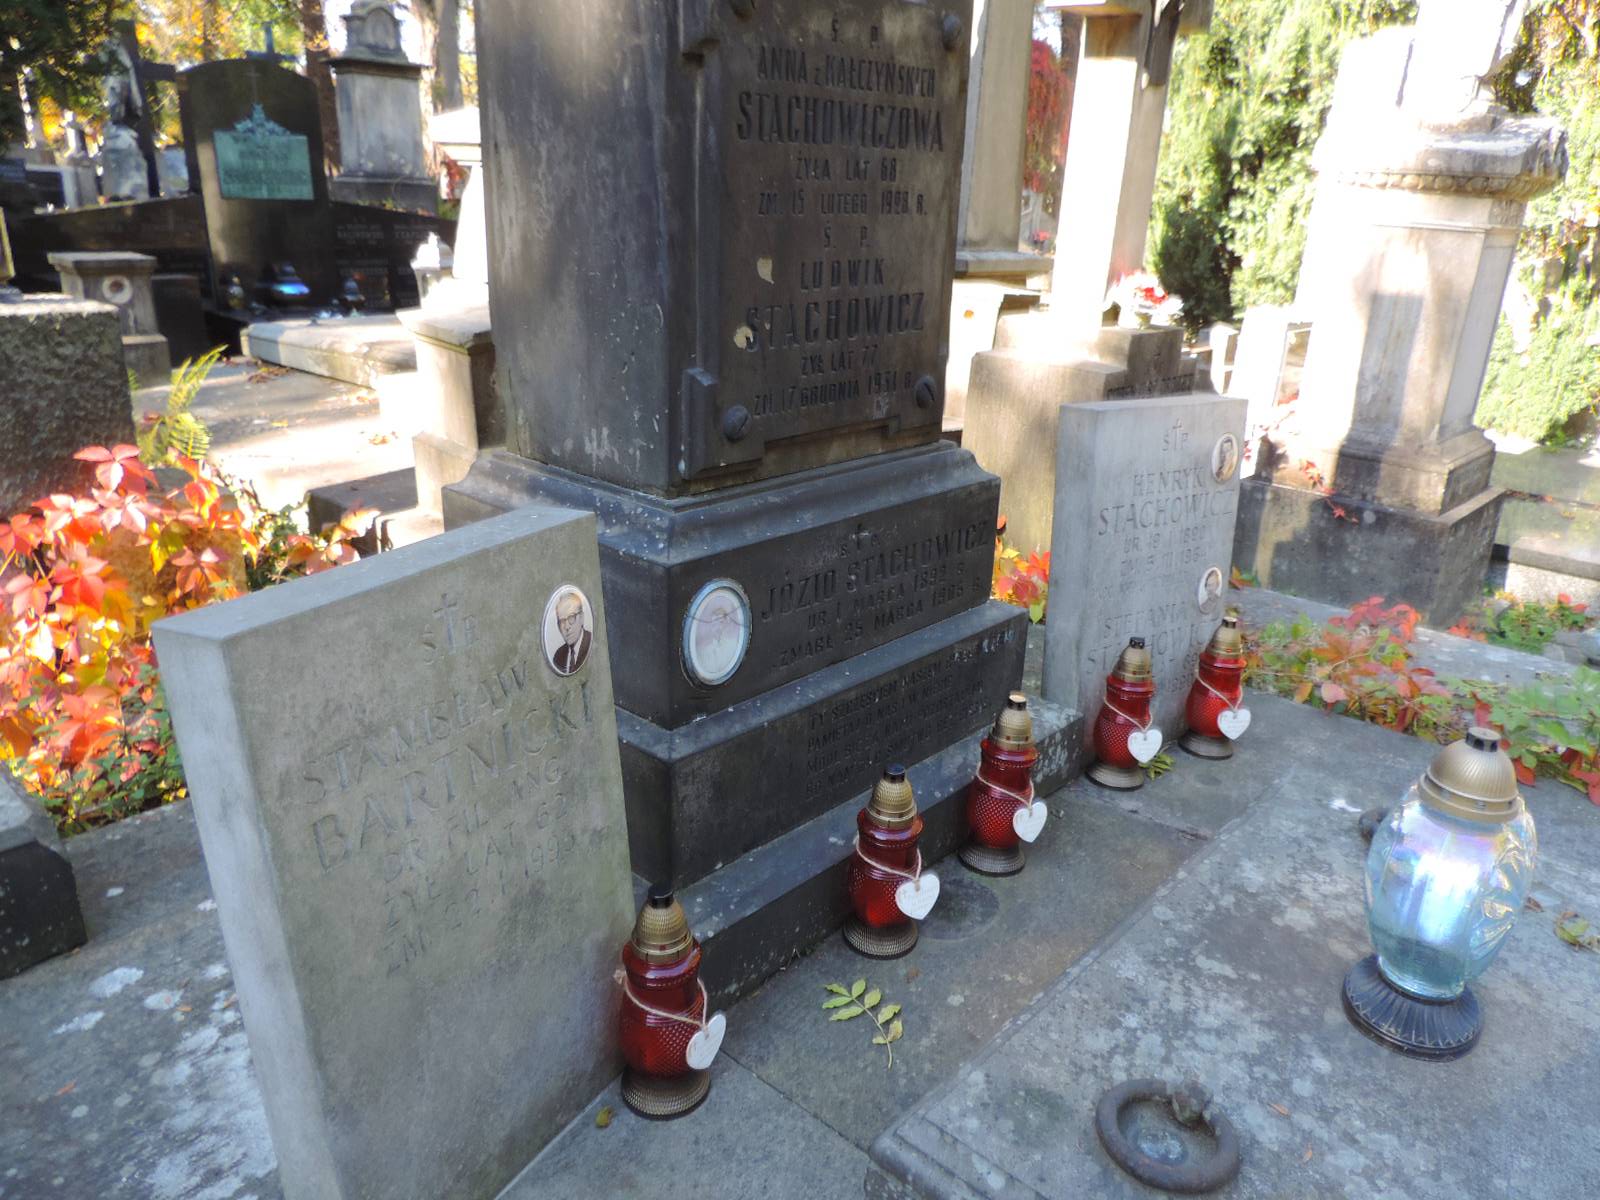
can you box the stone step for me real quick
[241,315,415,387]
[1491,493,1600,607]
[1491,442,1600,508]
[676,696,1084,1010]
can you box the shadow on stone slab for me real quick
[719,797,1202,1151]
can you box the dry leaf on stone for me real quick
[1302,1146,1314,1163]
[595,1106,614,1128]
[1269,1103,1290,1117]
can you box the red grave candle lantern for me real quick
[1087,637,1161,791]
[1181,611,1250,760]
[844,765,939,959]
[618,884,724,1119]
[959,693,1043,877]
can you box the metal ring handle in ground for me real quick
[1094,1078,1242,1194]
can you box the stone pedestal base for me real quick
[445,442,1019,888]
[399,303,495,513]
[123,332,171,387]
[1233,479,1503,624]
[328,175,437,213]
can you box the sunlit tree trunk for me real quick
[436,0,461,110]
[299,0,340,168]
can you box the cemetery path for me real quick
[3,680,1598,1197]
[134,361,413,514]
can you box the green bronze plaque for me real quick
[214,104,314,201]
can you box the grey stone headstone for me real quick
[1043,393,1247,745]
[152,505,634,1200]
[0,295,136,517]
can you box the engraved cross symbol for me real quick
[435,593,462,650]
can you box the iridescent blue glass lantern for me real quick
[1343,728,1537,1060]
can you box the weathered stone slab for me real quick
[869,698,1600,1199]
[621,600,1028,886]
[0,294,136,517]
[0,774,87,979]
[1043,393,1247,745]
[477,0,971,493]
[151,505,633,1200]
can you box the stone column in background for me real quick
[1235,0,1567,622]
[48,251,171,387]
[962,0,1213,556]
[946,0,1047,429]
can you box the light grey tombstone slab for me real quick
[151,505,634,1200]
[1043,393,1247,746]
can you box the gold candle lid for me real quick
[1113,637,1153,681]
[866,765,918,828]
[1208,610,1244,656]
[630,883,694,964]
[1418,727,1522,823]
[990,692,1035,749]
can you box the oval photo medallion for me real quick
[542,584,594,676]
[682,580,751,687]
[1211,433,1239,483]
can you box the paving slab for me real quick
[1492,442,1600,508]
[870,699,1600,1200]
[502,1060,874,1200]
[720,796,1201,1152]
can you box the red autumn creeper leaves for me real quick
[2,445,366,832]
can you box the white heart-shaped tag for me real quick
[685,1011,726,1070]
[895,870,941,920]
[1216,707,1252,740]
[1127,727,1163,764]
[1012,801,1047,843]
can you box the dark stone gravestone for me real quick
[1,771,87,979]
[448,0,1045,905]
[178,59,342,308]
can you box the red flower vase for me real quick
[959,693,1042,876]
[619,884,714,1119]
[844,766,934,959]
[1087,637,1158,791]
[1181,612,1248,760]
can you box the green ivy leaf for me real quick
[822,995,855,1009]
[878,1003,901,1023]
[1557,917,1591,946]
[824,983,851,996]
[850,979,866,998]
[887,1019,904,1043]
[862,988,881,1009]
[830,1005,865,1021]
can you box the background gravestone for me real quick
[0,294,136,517]
[1044,393,1247,746]
[48,251,172,386]
[328,0,435,212]
[152,506,634,1200]
[0,774,87,979]
[178,59,341,308]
